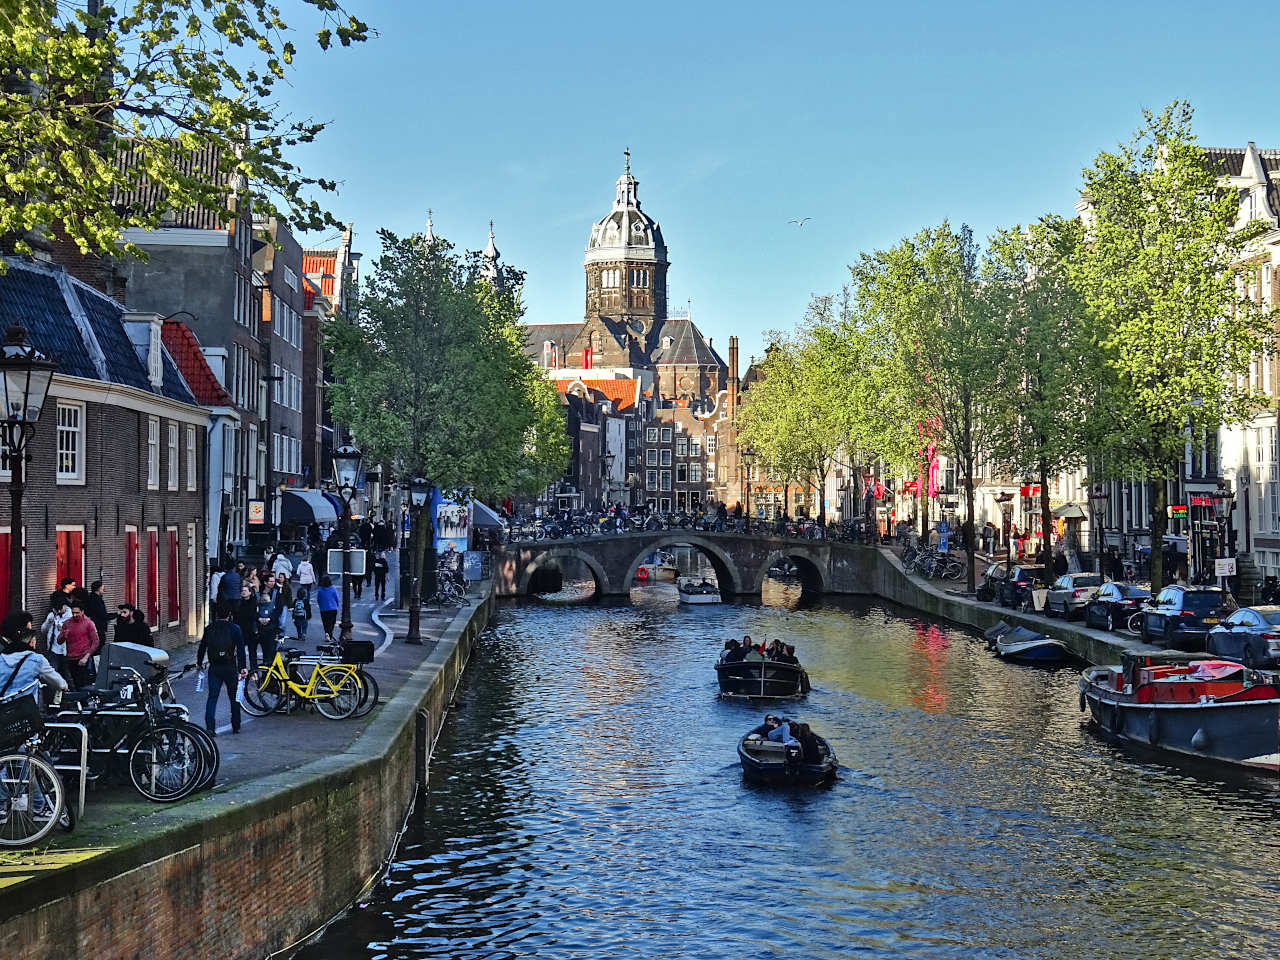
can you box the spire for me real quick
[614,152,639,210]
[480,220,502,288]
[424,208,434,243]
[624,146,631,175]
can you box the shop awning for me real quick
[1052,503,1087,520]
[472,500,504,528]
[281,488,338,526]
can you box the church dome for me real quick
[585,153,667,265]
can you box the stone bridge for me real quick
[492,531,871,600]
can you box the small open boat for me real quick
[738,733,837,784]
[1079,655,1280,772]
[984,621,1070,664]
[677,577,720,604]
[715,658,810,698]
[636,550,678,584]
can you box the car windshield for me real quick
[1183,592,1226,612]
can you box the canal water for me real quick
[297,581,1280,959]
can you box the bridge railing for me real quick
[490,514,879,547]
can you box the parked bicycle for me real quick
[242,648,363,720]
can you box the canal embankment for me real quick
[0,583,496,960]
[861,545,1161,665]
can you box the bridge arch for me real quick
[755,546,826,597]
[516,546,614,597]
[621,535,742,597]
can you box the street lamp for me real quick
[405,475,429,645]
[0,327,56,615]
[741,447,755,531]
[331,443,362,644]
[1086,485,1110,577]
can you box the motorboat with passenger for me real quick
[984,621,1070,664]
[636,550,678,584]
[1078,654,1280,772]
[738,732,837,784]
[677,577,721,604]
[715,657,810,698]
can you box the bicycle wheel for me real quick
[352,669,380,718]
[313,667,361,720]
[180,722,220,791]
[242,667,286,716]
[128,724,204,802]
[0,753,64,847]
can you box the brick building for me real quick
[0,258,214,647]
[302,224,360,484]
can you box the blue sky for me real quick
[284,0,1275,367]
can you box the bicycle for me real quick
[314,644,380,718]
[0,681,67,846]
[242,648,362,720]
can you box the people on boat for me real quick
[767,716,797,745]
[743,643,764,662]
[749,714,781,737]
[720,639,739,662]
[772,644,800,665]
[766,638,785,659]
[793,721,822,763]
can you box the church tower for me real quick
[583,150,668,353]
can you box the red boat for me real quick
[1079,655,1280,772]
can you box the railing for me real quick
[495,513,873,546]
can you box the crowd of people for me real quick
[719,635,801,665]
[747,713,824,764]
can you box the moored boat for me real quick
[715,658,810,698]
[984,620,1071,664]
[738,732,837,784]
[677,577,720,604]
[1078,655,1280,772]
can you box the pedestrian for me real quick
[218,562,241,607]
[85,580,110,650]
[40,598,71,677]
[0,610,32,648]
[1108,547,1125,582]
[292,587,311,641]
[208,563,224,609]
[316,575,340,641]
[1053,550,1068,577]
[0,626,67,701]
[373,551,389,601]
[296,554,317,591]
[196,606,246,736]
[48,577,77,617]
[58,600,101,689]
[271,573,292,636]
[235,584,259,660]
[271,548,293,581]
[253,589,279,670]
[363,546,375,591]
[351,562,363,600]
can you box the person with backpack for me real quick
[196,606,246,736]
[292,588,312,641]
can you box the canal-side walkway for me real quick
[0,577,496,960]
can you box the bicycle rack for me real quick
[44,721,88,822]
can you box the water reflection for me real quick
[297,598,1280,960]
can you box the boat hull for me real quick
[1080,678,1280,772]
[716,660,810,698]
[738,735,837,784]
[677,590,720,604]
[996,639,1070,663]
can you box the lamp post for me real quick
[0,327,56,615]
[741,447,754,532]
[406,475,429,645]
[332,443,362,644]
[1086,485,1110,577]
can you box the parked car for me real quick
[1207,605,1280,668]
[1084,582,1152,632]
[997,565,1046,610]
[976,561,1012,602]
[1141,585,1237,650]
[1044,573,1103,619]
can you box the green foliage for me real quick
[0,0,369,258]
[325,230,568,501]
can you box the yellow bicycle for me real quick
[242,648,362,720]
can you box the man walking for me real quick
[373,551,389,601]
[59,601,101,689]
[196,606,246,736]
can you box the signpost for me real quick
[1214,557,1237,577]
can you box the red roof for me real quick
[555,378,640,412]
[161,320,233,407]
[303,275,319,311]
[302,251,337,296]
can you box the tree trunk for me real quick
[816,462,827,525]
[406,502,427,642]
[964,478,976,593]
[1039,458,1052,584]
[919,464,928,540]
[1150,477,1166,591]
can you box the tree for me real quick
[982,218,1093,572]
[849,222,994,591]
[0,0,368,259]
[326,230,567,634]
[1068,102,1275,589]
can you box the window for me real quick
[167,421,179,490]
[646,469,657,490]
[660,449,672,467]
[707,437,716,454]
[627,436,637,450]
[676,436,688,457]
[124,527,138,606]
[646,427,658,442]
[146,528,160,626]
[629,269,649,288]
[56,401,84,484]
[166,527,180,626]
[646,449,658,466]
[55,528,84,587]
[272,364,282,404]
[273,432,281,473]
[677,464,688,483]
[690,437,701,456]
[659,497,671,512]
[146,416,160,489]
[186,426,197,491]
[284,266,298,292]
[660,470,672,491]
[690,463,702,483]
[247,424,258,498]
[660,427,672,443]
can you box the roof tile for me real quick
[161,320,232,407]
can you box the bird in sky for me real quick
[789,217,811,227]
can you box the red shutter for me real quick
[166,529,179,624]
[0,532,10,618]
[147,530,159,626]
[124,531,138,606]
[55,531,83,587]
[56,531,67,585]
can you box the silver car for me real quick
[1044,573,1103,619]
[1207,605,1280,668]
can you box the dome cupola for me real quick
[585,148,667,265]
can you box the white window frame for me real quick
[660,427,672,443]
[167,420,179,491]
[646,469,657,490]
[284,266,298,292]
[185,425,197,491]
[660,470,672,491]
[55,400,85,485]
[147,416,160,489]
[645,427,658,443]
[646,449,658,467]
[706,437,716,454]
[690,463,702,483]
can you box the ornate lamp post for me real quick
[1086,485,1110,577]
[740,447,755,532]
[406,475,429,645]
[331,443,362,644]
[0,327,56,614]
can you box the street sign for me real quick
[327,548,367,576]
[248,499,266,524]
[1215,557,1237,577]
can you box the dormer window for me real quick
[662,336,673,349]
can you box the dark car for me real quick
[1207,605,1280,668]
[1141,585,1237,650]
[997,565,1046,610]
[976,561,1012,602]
[1084,582,1152,632]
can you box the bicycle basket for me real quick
[0,692,43,748]
[341,640,375,664]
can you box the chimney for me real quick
[123,311,166,392]
[728,335,740,421]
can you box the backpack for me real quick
[293,598,307,620]
[204,621,238,665]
